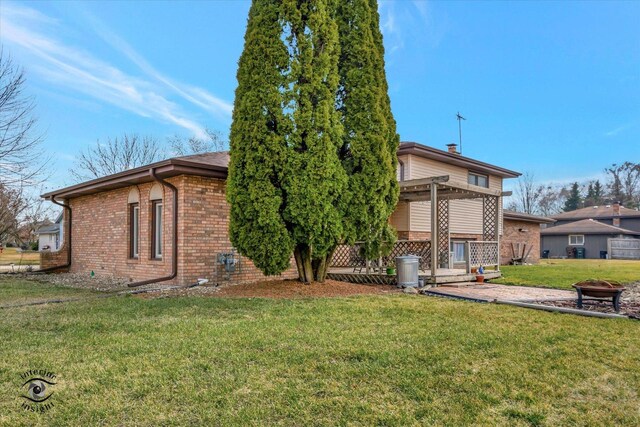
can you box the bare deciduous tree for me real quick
[168,128,226,156]
[508,172,543,214]
[71,134,166,182]
[0,49,46,186]
[0,183,26,245]
[605,162,640,208]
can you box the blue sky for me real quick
[1,0,638,193]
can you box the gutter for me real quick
[128,168,179,287]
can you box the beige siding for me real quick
[406,155,503,235]
[389,201,410,231]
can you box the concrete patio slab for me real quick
[424,283,576,303]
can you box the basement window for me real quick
[468,172,489,188]
[568,235,584,246]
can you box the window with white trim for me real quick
[152,200,163,259]
[129,203,139,258]
[468,172,489,188]
[568,235,584,246]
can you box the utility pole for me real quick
[456,112,466,154]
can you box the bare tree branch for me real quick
[0,47,47,187]
[168,128,226,156]
[70,134,166,182]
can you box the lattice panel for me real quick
[331,240,432,270]
[483,196,499,241]
[468,241,500,267]
[382,240,432,270]
[437,199,450,267]
[330,243,366,268]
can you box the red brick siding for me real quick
[43,175,298,284]
[176,176,297,285]
[501,219,541,264]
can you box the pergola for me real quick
[399,176,511,275]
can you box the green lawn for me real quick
[0,277,97,306]
[495,259,640,290]
[0,247,40,266]
[1,278,639,426]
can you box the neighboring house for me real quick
[501,210,555,265]
[36,213,63,251]
[548,204,640,232]
[542,203,640,259]
[540,219,640,259]
[41,142,520,285]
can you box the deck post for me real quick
[495,196,501,270]
[430,182,438,280]
[465,241,471,273]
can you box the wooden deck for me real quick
[328,267,501,286]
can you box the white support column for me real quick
[430,182,438,279]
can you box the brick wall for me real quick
[42,175,298,285]
[501,219,541,264]
[177,175,298,285]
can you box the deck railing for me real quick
[466,241,500,272]
[331,240,432,271]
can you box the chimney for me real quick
[613,202,621,216]
[446,143,459,154]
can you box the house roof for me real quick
[540,219,640,236]
[41,152,230,200]
[397,142,521,178]
[36,223,60,234]
[550,205,640,220]
[42,141,520,201]
[503,210,555,224]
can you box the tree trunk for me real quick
[294,244,335,283]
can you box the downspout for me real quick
[128,168,178,287]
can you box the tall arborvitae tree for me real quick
[563,182,582,212]
[336,0,399,259]
[227,0,293,275]
[281,0,348,282]
[229,0,398,282]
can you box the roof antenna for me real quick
[456,112,466,154]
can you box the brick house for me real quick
[42,141,520,285]
[501,210,555,264]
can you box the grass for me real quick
[0,247,40,266]
[494,259,640,290]
[0,277,97,306]
[1,278,639,426]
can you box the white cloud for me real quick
[0,2,229,139]
[604,123,633,137]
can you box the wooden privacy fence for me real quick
[608,238,640,260]
[331,240,432,271]
[466,241,500,272]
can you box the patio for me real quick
[328,175,509,285]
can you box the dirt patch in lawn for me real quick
[137,279,399,300]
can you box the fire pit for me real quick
[572,280,626,313]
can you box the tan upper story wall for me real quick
[391,154,503,236]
